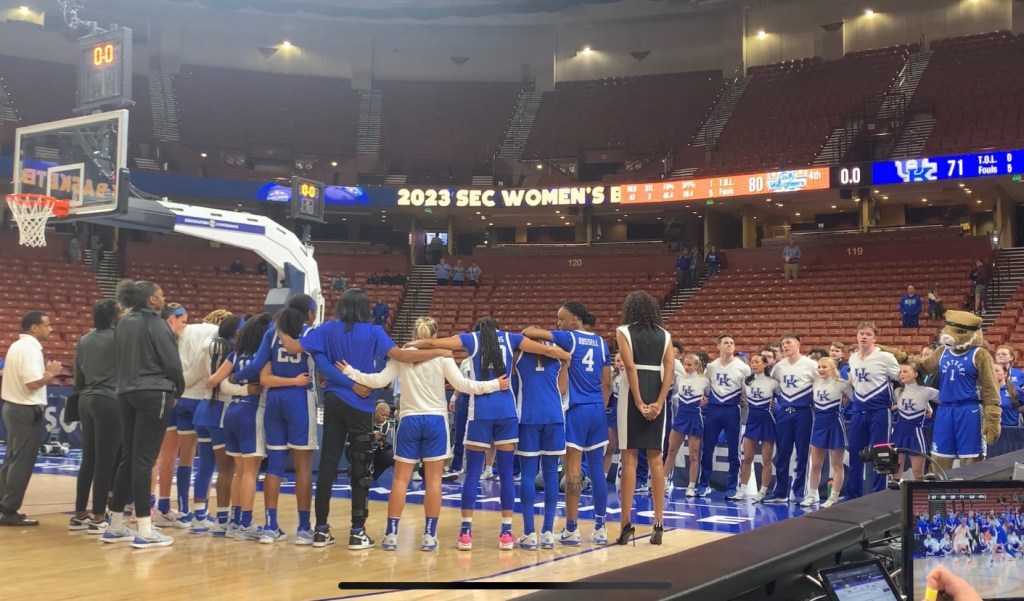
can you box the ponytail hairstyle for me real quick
[412,316,438,341]
[210,314,244,401]
[116,279,160,311]
[561,300,596,328]
[203,309,233,326]
[474,316,506,379]
[683,353,705,376]
[236,313,273,356]
[996,362,1020,409]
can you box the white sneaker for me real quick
[259,528,288,544]
[420,533,438,551]
[751,491,765,503]
[294,528,315,545]
[539,531,556,549]
[173,511,194,529]
[665,477,674,492]
[592,527,608,545]
[685,485,697,497]
[381,532,399,551]
[411,471,423,482]
[132,530,174,549]
[799,495,820,507]
[190,516,216,534]
[152,511,178,528]
[100,525,136,544]
[517,532,538,549]
[821,494,841,508]
[558,528,581,546]
[234,524,262,542]
[482,467,494,480]
[634,481,650,494]
[725,489,746,501]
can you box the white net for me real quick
[6,194,57,248]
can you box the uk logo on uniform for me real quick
[682,385,694,396]
[854,368,869,383]
[716,373,730,386]
[781,375,798,389]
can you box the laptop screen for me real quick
[820,559,901,601]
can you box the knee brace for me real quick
[266,449,287,478]
[347,433,375,488]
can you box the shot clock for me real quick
[76,28,133,114]
[291,176,326,223]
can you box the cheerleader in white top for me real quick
[740,354,779,502]
[892,363,938,481]
[846,322,900,499]
[340,317,509,552]
[803,358,850,508]
[697,335,751,497]
[662,354,711,496]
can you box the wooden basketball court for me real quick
[1,473,727,601]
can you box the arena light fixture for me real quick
[331,161,338,167]
[795,212,801,216]
[536,163,543,170]
[582,46,592,55]
[831,205,837,209]
[865,9,875,17]
[757,30,766,38]
[526,222,532,226]
[873,189,879,193]
[881,195,888,200]
[921,198,928,203]
[200,152,207,158]
[958,182,965,187]
[282,41,292,48]
[488,222,493,226]
[19,5,29,12]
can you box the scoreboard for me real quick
[619,167,829,204]
[291,176,326,223]
[76,28,133,114]
[872,150,1024,185]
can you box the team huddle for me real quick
[914,510,1024,564]
[70,282,1006,552]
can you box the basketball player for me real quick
[523,301,612,547]
[739,355,778,502]
[207,314,274,541]
[892,363,937,481]
[765,333,817,504]
[662,354,709,496]
[153,303,192,528]
[228,294,323,544]
[512,343,568,550]
[340,316,508,552]
[409,316,567,550]
[696,335,750,498]
[846,322,900,499]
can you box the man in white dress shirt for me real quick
[0,311,62,526]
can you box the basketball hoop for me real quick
[6,194,70,248]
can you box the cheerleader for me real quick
[697,335,751,498]
[206,314,274,541]
[662,354,710,496]
[803,358,850,508]
[408,316,567,550]
[739,354,778,502]
[603,354,625,483]
[340,317,508,552]
[892,363,938,481]
[994,363,1022,427]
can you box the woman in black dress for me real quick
[615,291,675,545]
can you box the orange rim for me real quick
[6,194,70,217]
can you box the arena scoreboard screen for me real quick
[619,167,829,204]
[76,28,133,114]
[872,149,1024,185]
[291,176,326,223]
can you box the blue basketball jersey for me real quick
[228,351,260,403]
[515,350,564,425]
[270,324,313,382]
[551,330,610,407]
[937,347,980,405]
[458,330,523,421]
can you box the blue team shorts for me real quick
[394,414,451,463]
[171,397,201,433]
[810,412,848,450]
[565,403,609,452]
[223,400,265,457]
[465,417,519,447]
[672,405,704,436]
[892,420,928,454]
[264,387,318,451]
[931,403,983,458]
[517,422,567,456]
[606,402,617,430]
[194,399,226,448]
[743,408,776,443]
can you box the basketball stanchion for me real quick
[5,193,70,248]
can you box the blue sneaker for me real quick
[100,525,135,544]
[761,493,789,504]
[259,528,288,544]
[190,516,215,534]
[173,512,194,529]
[695,486,712,498]
[294,528,315,546]
[211,521,231,537]
[131,530,174,549]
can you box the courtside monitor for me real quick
[903,480,1024,601]
[291,176,325,223]
[13,109,129,220]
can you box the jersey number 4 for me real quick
[581,348,595,372]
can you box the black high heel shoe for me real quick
[616,523,635,546]
[651,523,664,545]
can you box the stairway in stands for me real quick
[661,273,709,316]
[497,90,543,160]
[84,250,123,299]
[391,265,437,345]
[691,76,749,150]
[813,120,863,166]
[877,50,933,121]
[356,89,383,157]
[149,70,181,142]
[982,247,1024,328]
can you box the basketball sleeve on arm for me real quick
[550,330,573,353]
[342,359,400,390]
[443,356,500,395]
[233,327,274,382]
